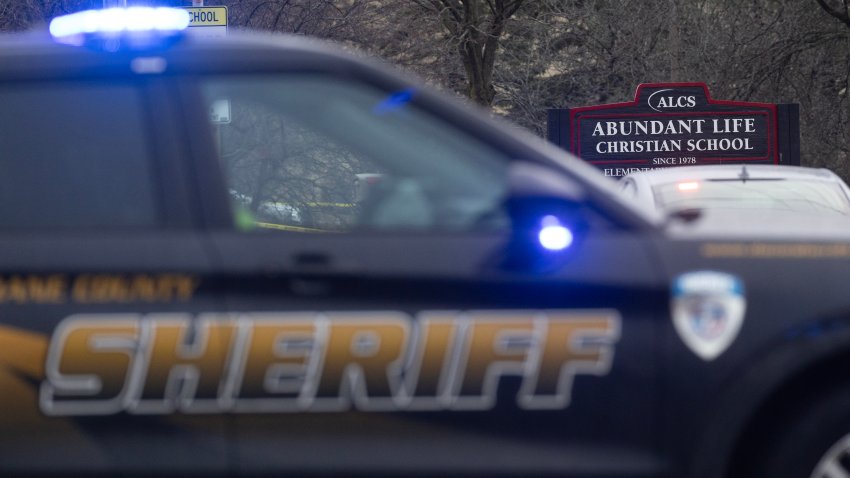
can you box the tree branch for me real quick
[815,0,850,28]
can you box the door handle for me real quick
[289,252,332,296]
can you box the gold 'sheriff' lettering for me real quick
[41,316,140,416]
[310,313,409,411]
[40,311,620,416]
[450,313,535,410]
[130,315,236,414]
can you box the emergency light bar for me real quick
[49,7,190,49]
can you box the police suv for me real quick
[1,7,847,478]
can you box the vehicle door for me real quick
[0,74,228,476]
[179,63,668,477]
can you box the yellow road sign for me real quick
[183,7,227,36]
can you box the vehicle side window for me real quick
[0,81,159,228]
[199,75,510,233]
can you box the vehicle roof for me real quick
[0,27,376,76]
[622,164,843,184]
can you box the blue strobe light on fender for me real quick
[538,215,573,251]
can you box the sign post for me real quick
[548,83,800,177]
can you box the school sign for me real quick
[548,83,800,177]
[182,6,227,37]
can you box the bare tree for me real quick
[704,0,850,176]
[227,0,369,38]
[404,0,526,106]
[815,0,850,27]
[0,0,96,31]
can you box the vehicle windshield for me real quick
[653,179,850,215]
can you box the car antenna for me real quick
[738,165,750,183]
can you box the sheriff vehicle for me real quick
[1,7,848,478]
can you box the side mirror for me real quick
[497,162,588,273]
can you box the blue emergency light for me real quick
[538,215,573,251]
[49,7,190,49]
